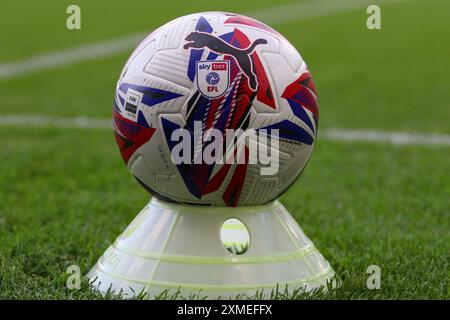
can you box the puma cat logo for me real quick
[184,31,267,91]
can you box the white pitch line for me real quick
[0,115,111,130]
[248,0,407,25]
[320,128,450,146]
[0,0,406,80]
[0,115,448,147]
[0,33,146,80]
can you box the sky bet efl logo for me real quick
[196,60,230,98]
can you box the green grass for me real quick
[0,128,448,299]
[0,0,449,299]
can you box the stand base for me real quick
[88,199,335,299]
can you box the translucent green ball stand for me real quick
[88,198,335,299]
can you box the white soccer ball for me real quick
[113,12,319,206]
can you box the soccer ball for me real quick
[113,12,319,206]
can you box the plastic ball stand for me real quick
[88,198,335,299]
